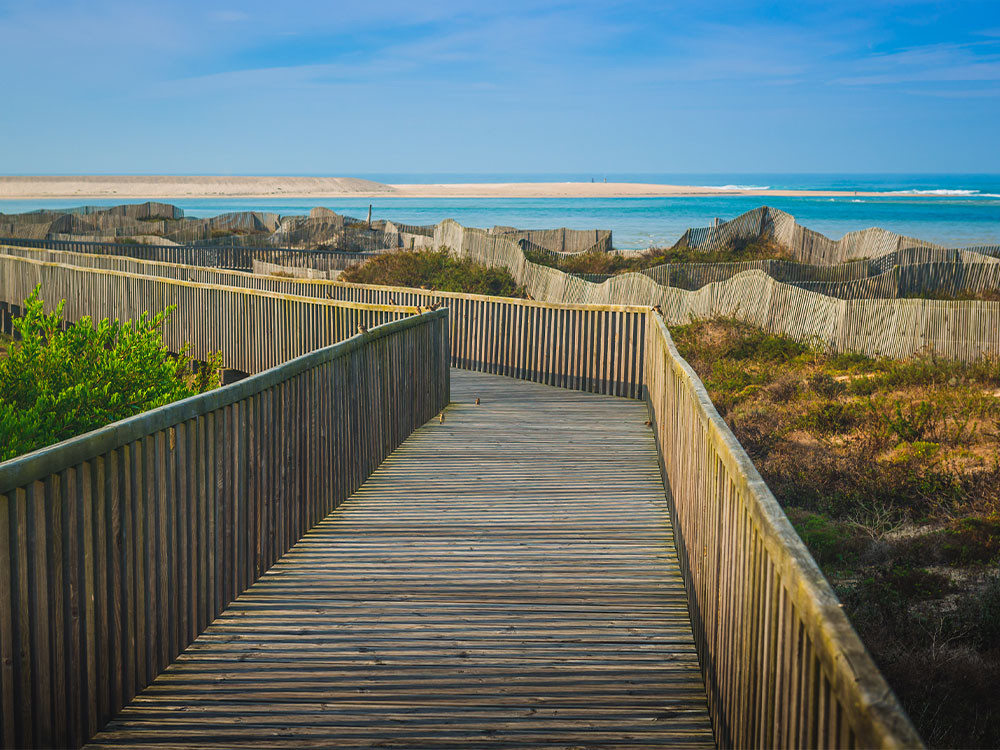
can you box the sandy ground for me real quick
[0,175,904,200]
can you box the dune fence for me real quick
[432,220,1000,362]
[0,248,650,398]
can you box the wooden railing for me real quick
[434,221,1000,362]
[0,310,450,749]
[0,253,420,375]
[13,234,1000,365]
[0,243,925,747]
[643,313,922,749]
[1,248,649,398]
[0,236,381,272]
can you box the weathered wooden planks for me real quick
[0,312,449,749]
[86,370,714,749]
[643,315,923,749]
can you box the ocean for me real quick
[2,174,998,249]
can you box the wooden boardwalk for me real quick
[87,370,714,748]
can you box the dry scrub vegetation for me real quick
[524,237,790,275]
[909,289,1000,302]
[340,249,526,298]
[670,319,1000,749]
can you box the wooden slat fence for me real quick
[9,235,1000,367]
[430,222,1000,361]
[581,247,1000,298]
[0,310,449,749]
[0,237,381,273]
[0,254,420,376]
[643,313,923,749]
[0,248,649,398]
[488,226,612,254]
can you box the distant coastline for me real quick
[0,175,974,200]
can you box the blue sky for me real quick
[1,0,998,174]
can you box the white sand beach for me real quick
[0,175,908,200]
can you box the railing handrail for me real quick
[0,309,447,494]
[0,306,450,748]
[0,243,653,313]
[646,312,923,748]
[0,236,381,257]
[0,232,926,746]
[0,250,421,314]
[0,244,651,399]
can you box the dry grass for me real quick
[524,236,792,275]
[671,318,1000,749]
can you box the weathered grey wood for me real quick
[0,235,930,748]
[0,247,650,396]
[12,236,1000,364]
[86,370,714,749]
[644,314,924,749]
[0,312,449,748]
[0,252,422,376]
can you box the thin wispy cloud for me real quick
[835,41,1000,85]
[210,10,250,23]
[1,0,998,173]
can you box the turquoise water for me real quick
[2,174,998,249]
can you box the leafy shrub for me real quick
[808,371,845,398]
[340,248,526,297]
[786,508,869,566]
[886,400,939,442]
[828,350,875,370]
[525,248,635,276]
[846,375,878,396]
[940,517,1000,565]
[727,327,809,363]
[800,401,855,435]
[964,574,1000,645]
[0,287,222,462]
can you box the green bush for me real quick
[0,286,222,462]
[786,508,868,566]
[966,574,1000,646]
[340,249,526,297]
[800,401,855,435]
[940,517,1000,565]
[808,371,846,398]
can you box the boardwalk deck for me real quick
[87,370,714,748]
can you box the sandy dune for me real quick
[0,175,904,200]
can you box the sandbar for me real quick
[0,175,922,201]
